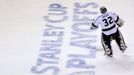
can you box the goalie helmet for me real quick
[100,6,107,14]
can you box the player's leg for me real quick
[114,29,127,52]
[101,33,113,57]
[118,29,127,48]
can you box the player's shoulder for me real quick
[94,14,102,21]
[107,11,115,13]
[107,11,117,16]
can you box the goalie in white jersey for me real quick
[90,6,127,57]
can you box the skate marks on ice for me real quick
[95,42,134,75]
[96,52,134,75]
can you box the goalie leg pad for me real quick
[101,33,113,56]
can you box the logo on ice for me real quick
[31,2,99,75]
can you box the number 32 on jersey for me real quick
[102,16,113,26]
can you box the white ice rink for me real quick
[0,0,134,75]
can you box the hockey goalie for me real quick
[90,6,127,57]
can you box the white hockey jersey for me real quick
[91,12,120,35]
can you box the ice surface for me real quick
[0,0,134,75]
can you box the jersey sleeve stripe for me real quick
[115,15,119,23]
[92,23,98,27]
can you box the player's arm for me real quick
[116,18,125,27]
[90,23,98,30]
[112,12,124,27]
[90,19,99,30]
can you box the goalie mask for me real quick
[100,6,107,14]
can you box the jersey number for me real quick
[102,16,113,26]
